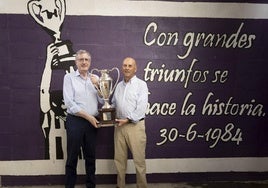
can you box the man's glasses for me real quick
[77,58,90,62]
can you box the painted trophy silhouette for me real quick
[27,0,75,69]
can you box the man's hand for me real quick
[90,74,99,85]
[90,74,103,97]
[75,111,100,128]
[115,118,129,127]
[87,115,100,128]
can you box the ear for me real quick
[75,60,78,65]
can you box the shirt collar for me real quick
[75,70,89,77]
[123,75,137,85]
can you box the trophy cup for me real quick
[27,0,75,69]
[91,67,120,127]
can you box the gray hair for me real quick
[75,49,92,61]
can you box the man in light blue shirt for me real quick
[63,49,102,188]
[112,57,148,188]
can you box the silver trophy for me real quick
[27,0,75,69]
[91,67,120,126]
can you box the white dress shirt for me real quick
[63,70,100,116]
[112,75,148,122]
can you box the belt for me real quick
[68,113,99,120]
[127,117,145,123]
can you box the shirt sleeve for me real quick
[129,80,148,122]
[111,88,117,108]
[63,73,82,114]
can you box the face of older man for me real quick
[75,52,91,74]
[122,57,137,82]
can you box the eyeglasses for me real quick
[77,58,90,62]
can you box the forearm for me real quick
[40,60,52,113]
[75,110,93,121]
[75,110,99,128]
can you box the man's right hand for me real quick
[87,115,100,128]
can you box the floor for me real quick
[2,181,268,188]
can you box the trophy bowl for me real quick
[27,0,75,69]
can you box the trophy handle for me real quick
[90,68,102,94]
[27,1,46,28]
[109,67,120,94]
[55,0,66,26]
[90,68,100,74]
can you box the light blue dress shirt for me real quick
[112,75,148,122]
[63,70,100,116]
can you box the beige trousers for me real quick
[114,120,147,188]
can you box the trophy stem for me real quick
[54,33,61,43]
[102,100,111,109]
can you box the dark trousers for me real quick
[65,114,98,188]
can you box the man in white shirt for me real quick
[112,57,149,188]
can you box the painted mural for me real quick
[0,0,267,185]
[27,0,75,160]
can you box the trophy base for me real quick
[98,108,116,127]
